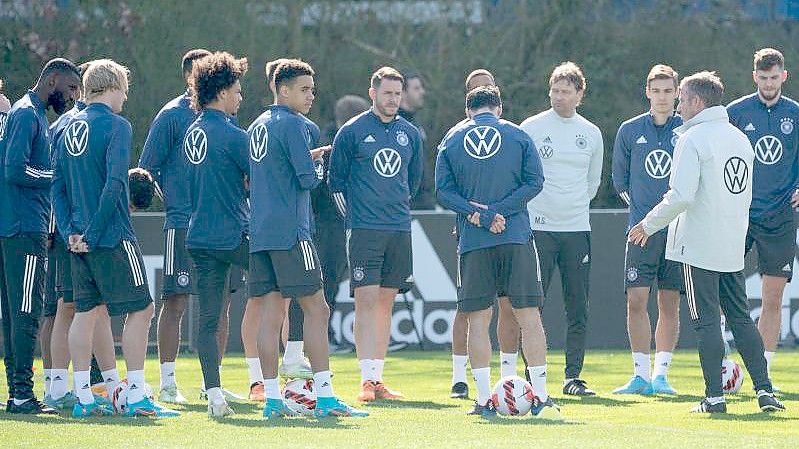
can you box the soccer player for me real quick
[328,66,423,402]
[611,65,682,395]
[182,51,250,417]
[629,71,784,413]
[45,61,118,411]
[138,48,211,404]
[520,62,603,396]
[52,59,176,417]
[0,58,80,415]
[247,58,367,419]
[436,85,561,419]
[727,48,799,384]
[446,69,529,398]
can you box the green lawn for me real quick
[1,350,798,448]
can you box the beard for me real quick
[758,87,780,102]
[48,90,69,114]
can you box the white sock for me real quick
[126,370,146,404]
[50,369,69,400]
[13,398,31,405]
[764,351,775,376]
[499,352,518,378]
[207,386,225,404]
[246,358,263,386]
[374,359,385,381]
[452,354,468,385]
[527,365,548,402]
[652,351,673,378]
[632,352,651,381]
[74,370,93,405]
[283,341,304,365]
[43,369,52,397]
[101,368,120,398]
[471,367,491,405]
[160,362,177,389]
[359,359,375,382]
[707,396,725,405]
[264,378,281,400]
[314,370,334,398]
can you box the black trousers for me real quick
[682,264,771,398]
[0,234,47,400]
[535,231,591,379]
[188,240,248,390]
[314,213,347,341]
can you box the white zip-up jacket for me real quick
[642,105,754,272]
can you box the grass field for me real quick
[1,350,798,448]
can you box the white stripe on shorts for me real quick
[165,229,175,275]
[300,240,315,271]
[123,241,145,287]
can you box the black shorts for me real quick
[162,228,192,299]
[71,240,153,316]
[456,241,544,312]
[249,240,322,299]
[746,207,796,281]
[347,228,413,297]
[229,265,245,294]
[0,233,47,318]
[624,229,683,291]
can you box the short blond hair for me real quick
[83,59,130,100]
[647,64,678,89]
[550,61,586,92]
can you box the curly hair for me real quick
[188,51,248,110]
[128,168,155,210]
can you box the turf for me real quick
[1,350,797,448]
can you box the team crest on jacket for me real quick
[65,120,90,157]
[184,127,208,165]
[396,130,409,146]
[575,134,587,149]
[780,117,794,135]
[670,133,678,147]
[249,123,268,162]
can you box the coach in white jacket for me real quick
[628,71,784,414]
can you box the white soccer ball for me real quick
[283,379,316,415]
[111,379,155,414]
[721,359,744,395]
[491,376,536,416]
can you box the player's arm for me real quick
[611,124,631,205]
[82,120,132,250]
[51,136,73,241]
[3,109,52,188]
[285,119,323,190]
[434,145,480,218]
[631,136,700,244]
[408,131,424,197]
[488,135,545,217]
[587,128,604,200]
[138,111,174,198]
[327,125,353,218]
[230,128,250,184]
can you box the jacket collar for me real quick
[674,105,728,135]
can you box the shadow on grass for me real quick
[708,412,797,422]
[650,394,705,404]
[0,413,162,427]
[475,416,585,426]
[776,391,799,402]
[362,399,459,410]
[212,415,361,429]
[178,402,263,414]
[555,395,638,407]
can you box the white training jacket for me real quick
[642,105,754,272]
[521,108,604,232]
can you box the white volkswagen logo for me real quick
[463,126,501,159]
[184,127,208,165]
[644,149,672,179]
[723,156,748,194]
[249,123,268,162]
[65,120,89,157]
[373,148,402,177]
[754,135,782,165]
[0,113,6,140]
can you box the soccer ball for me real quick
[111,379,155,414]
[283,379,316,415]
[491,376,536,416]
[721,359,744,394]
